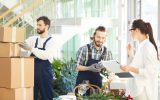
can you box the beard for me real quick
[94,40,103,47]
[37,28,45,34]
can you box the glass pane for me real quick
[56,0,118,18]
[55,0,119,60]
[61,27,118,60]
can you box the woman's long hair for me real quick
[131,19,159,59]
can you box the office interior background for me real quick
[0,0,160,98]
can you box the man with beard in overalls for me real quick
[19,16,55,100]
[75,26,112,95]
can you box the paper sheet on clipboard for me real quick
[101,60,123,73]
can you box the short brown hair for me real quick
[37,16,51,29]
[90,26,106,40]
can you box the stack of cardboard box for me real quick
[0,27,34,100]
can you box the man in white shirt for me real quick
[19,16,55,100]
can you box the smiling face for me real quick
[94,30,106,47]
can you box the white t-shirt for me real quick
[21,35,56,63]
[129,39,160,100]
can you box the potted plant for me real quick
[52,58,77,97]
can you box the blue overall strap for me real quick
[30,38,38,57]
[42,37,52,49]
[101,46,106,60]
[87,44,92,59]
[34,38,38,48]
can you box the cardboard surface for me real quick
[0,43,20,57]
[0,27,25,42]
[0,88,33,100]
[0,58,34,88]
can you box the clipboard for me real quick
[115,72,134,78]
[101,60,123,73]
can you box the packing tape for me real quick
[12,27,16,42]
[21,59,26,100]
[10,43,14,56]
[12,43,16,57]
[13,43,17,57]
[11,43,19,57]
[22,88,26,100]
[20,58,25,87]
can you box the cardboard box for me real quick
[0,27,25,42]
[0,43,20,57]
[0,88,33,100]
[0,58,34,88]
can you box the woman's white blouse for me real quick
[129,39,160,100]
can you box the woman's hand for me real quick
[127,43,134,58]
[120,65,130,72]
[121,65,139,74]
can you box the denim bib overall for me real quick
[33,37,53,100]
[75,44,106,94]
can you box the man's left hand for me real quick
[96,62,105,69]
[19,42,32,51]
